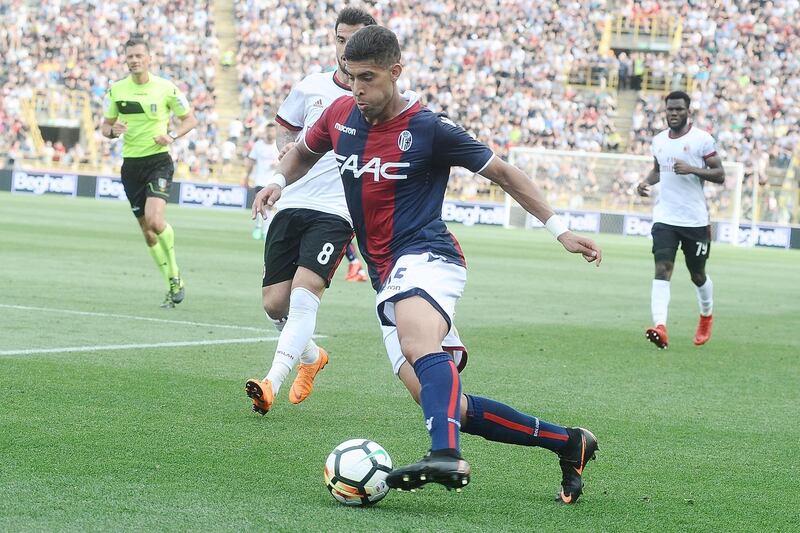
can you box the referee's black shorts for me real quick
[651,222,711,271]
[120,152,174,218]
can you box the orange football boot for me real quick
[288,348,329,404]
[344,262,360,281]
[693,315,713,345]
[351,269,368,282]
[245,378,274,415]
[645,324,669,349]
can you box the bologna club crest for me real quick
[398,130,413,152]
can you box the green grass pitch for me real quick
[1,192,798,531]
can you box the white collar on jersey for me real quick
[399,90,420,113]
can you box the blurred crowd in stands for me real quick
[1,0,797,221]
[235,0,618,165]
[627,1,799,166]
[625,0,799,223]
[1,0,218,176]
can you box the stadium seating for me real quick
[1,0,797,222]
[234,1,617,158]
[1,0,219,178]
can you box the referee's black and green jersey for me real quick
[104,74,191,158]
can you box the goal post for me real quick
[505,147,745,243]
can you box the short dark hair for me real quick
[125,36,149,51]
[344,26,400,68]
[335,7,377,31]
[665,90,690,107]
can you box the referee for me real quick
[101,37,197,308]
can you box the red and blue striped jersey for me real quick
[304,93,495,290]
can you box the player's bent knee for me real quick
[140,226,158,247]
[262,283,291,318]
[689,271,707,287]
[653,258,674,279]
[292,267,327,299]
[262,292,288,319]
[263,299,288,320]
[144,217,166,235]
[398,336,439,363]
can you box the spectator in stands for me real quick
[1,0,218,175]
[3,0,797,225]
[618,52,632,90]
[228,117,244,145]
[233,0,616,162]
[629,1,799,178]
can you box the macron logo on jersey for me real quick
[334,122,357,135]
[335,153,410,181]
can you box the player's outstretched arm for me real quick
[480,157,602,265]
[277,142,296,161]
[276,125,298,151]
[250,141,322,220]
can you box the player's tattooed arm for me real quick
[276,125,298,151]
[276,140,321,185]
[251,141,322,219]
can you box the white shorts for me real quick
[375,253,469,375]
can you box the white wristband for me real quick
[545,215,569,238]
[266,173,286,189]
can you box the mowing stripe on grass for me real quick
[0,336,280,356]
[0,304,266,332]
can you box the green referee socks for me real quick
[148,241,171,288]
[157,224,180,279]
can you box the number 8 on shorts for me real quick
[317,242,335,264]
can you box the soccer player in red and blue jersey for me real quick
[253,26,603,504]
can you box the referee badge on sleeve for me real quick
[151,104,157,113]
[158,178,168,191]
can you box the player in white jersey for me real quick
[242,122,280,239]
[245,7,378,415]
[637,91,725,349]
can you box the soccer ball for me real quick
[323,439,393,506]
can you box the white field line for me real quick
[0,336,280,356]
[0,304,265,332]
